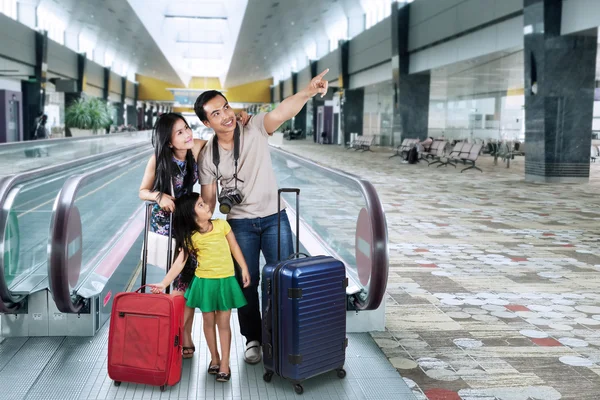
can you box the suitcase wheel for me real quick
[263,372,274,383]
[337,368,347,379]
[113,381,121,387]
[294,384,304,395]
[160,385,167,392]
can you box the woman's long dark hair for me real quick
[172,192,202,282]
[151,113,195,199]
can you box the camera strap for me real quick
[212,124,241,196]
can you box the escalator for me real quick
[0,131,152,176]
[43,145,388,336]
[0,143,406,400]
[0,133,152,314]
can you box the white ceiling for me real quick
[126,0,248,85]
[34,0,569,98]
[225,0,367,88]
[33,0,394,88]
[37,0,183,85]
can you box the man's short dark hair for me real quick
[194,90,228,122]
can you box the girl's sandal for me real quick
[208,364,220,375]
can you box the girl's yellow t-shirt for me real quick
[190,219,234,279]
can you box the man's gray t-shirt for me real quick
[199,113,280,220]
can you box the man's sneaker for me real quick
[244,340,261,364]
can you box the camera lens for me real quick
[219,199,232,214]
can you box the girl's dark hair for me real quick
[172,192,201,283]
[172,192,200,252]
[151,113,195,200]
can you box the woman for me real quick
[139,111,248,358]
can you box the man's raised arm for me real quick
[263,69,330,134]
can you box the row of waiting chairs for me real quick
[427,141,484,172]
[347,135,375,152]
[389,138,420,159]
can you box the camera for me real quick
[218,187,243,214]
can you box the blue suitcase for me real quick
[261,188,348,395]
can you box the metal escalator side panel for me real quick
[48,149,153,313]
[0,176,27,312]
[357,179,389,311]
[48,175,82,314]
[269,146,389,311]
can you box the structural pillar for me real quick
[133,83,140,128]
[523,0,597,183]
[21,30,48,141]
[279,81,284,102]
[146,104,153,128]
[310,60,320,143]
[391,2,430,146]
[339,40,364,145]
[103,67,110,101]
[292,71,307,135]
[117,77,126,126]
[139,101,146,130]
[64,53,87,137]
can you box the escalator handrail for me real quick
[0,143,151,313]
[270,146,389,311]
[49,149,153,313]
[0,130,151,153]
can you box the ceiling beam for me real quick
[165,15,227,20]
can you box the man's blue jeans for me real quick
[229,210,294,344]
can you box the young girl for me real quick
[148,192,251,383]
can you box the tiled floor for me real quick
[278,140,600,400]
[0,311,414,400]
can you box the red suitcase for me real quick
[107,203,184,391]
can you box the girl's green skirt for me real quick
[184,276,247,312]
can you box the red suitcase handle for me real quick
[135,285,159,293]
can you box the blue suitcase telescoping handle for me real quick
[266,188,306,363]
[277,188,302,261]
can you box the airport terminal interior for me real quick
[2,0,600,399]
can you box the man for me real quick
[196,69,329,364]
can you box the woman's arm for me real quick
[226,231,251,287]
[139,155,159,201]
[139,155,175,211]
[148,250,188,293]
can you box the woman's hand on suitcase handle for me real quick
[157,194,175,212]
[148,282,166,293]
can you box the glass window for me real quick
[79,33,95,60]
[0,0,17,19]
[104,51,114,68]
[37,6,66,45]
[327,18,347,51]
[305,41,317,61]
